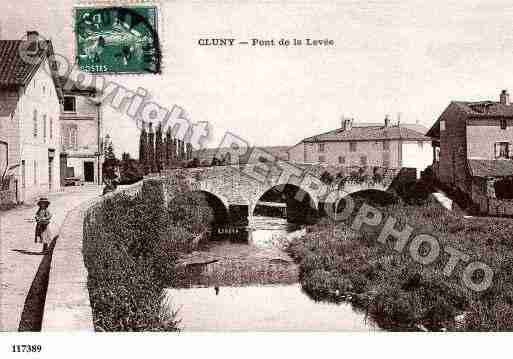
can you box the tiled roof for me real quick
[57,76,98,95]
[468,159,513,178]
[0,40,48,87]
[302,125,431,143]
[454,101,513,118]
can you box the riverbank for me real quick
[288,181,513,331]
[82,180,215,331]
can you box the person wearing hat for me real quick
[34,197,52,254]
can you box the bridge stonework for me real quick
[154,164,414,224]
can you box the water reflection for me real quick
[163,284,378,331]
[165,215,376,331]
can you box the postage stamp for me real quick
[74,5,161,74]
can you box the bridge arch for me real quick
[168,188,230,224]
[249,183,319,223]
[323,188,399,219]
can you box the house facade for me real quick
[0,33,62,204]
[288,116,432,177]
[427,90,513,215]
[59,77,102,185]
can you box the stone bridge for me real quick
[156,163,415,224]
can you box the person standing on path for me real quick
[34,198,52,254]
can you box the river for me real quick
[162,216,378,331]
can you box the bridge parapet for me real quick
[155,164,416,223]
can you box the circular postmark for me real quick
[75,6,161,74]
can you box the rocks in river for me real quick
[269,258,290,265]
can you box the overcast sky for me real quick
[4,0,513,157]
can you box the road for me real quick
[0,185,101,331]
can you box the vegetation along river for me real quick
[162,216,378,331]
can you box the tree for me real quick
[155,123,163,172]
[147,123,155,173]
[119,152,143,185]
[165,126,172,167]
[102,134,119,192]
[138,122,147,170]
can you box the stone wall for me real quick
[0,188,16,209]
[157,164,408,223]
[471,176,513,217]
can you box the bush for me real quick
[83,179,213,331]
[288,192,513,331]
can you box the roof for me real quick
[453,101,513,118]
[427,100,513,138]
[468,159,513,178]
[0,38,63,116]
[0,40,49,87]
[57,76,98,95]
[301,124,431,143]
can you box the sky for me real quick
[4,0,513,157]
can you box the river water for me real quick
[163,216,377,331]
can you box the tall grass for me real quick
[288,181,513,331]
[83,180,214,331]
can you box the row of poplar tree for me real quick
[138,122,193,174]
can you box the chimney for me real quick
[500,89,510,105]
[27,31,39,42]
[26,31,40,54]
[341,117,353,131]
[384,114,391,128]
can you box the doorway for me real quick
[84,161,94,182]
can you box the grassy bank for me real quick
[288,181,513,331]
[83,180,215,331]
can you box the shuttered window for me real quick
[33,109,37,137]
[495,142,509,159]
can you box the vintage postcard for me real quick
[1,0,512,357]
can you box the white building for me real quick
[0,32,62,203]
[288,116,433,177]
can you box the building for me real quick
[427,90,513,215]
[0,32,62,204]
[58,76,102,185]
[288,116,432,176]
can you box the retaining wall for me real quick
[42,182,143,331]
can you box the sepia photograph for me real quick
[1,0,513,357]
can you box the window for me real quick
[418,141,424,149]
[383,140,390,151]
[338,156,345,164]
[63,96,76,112]
[495,142,509,159]
[33,109,37,137]
[382,152,390,167]
[318,143,325,152]
[42,85,46,94]
[49,117,53,139]
[435,147,440,162]
[349,141,357,152]
[43,114,47,142]
[319,155,326,163]
[360,156,367,166]
[33,160,37,185]
[0,142,7,178]
[501,119,507,130]
[440,120,446,131]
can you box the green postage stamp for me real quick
[75,6,161,74]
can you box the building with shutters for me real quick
[427,90,513,215]
[0,31,62,204]
[58,77,102,185]
[288,116,432,177]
